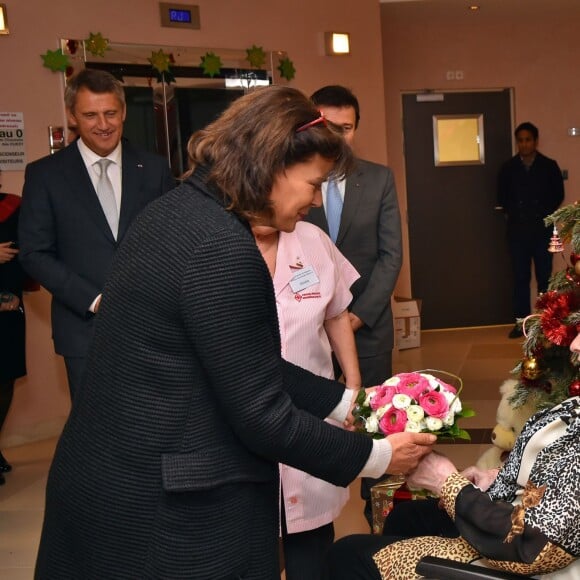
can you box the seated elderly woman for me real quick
[325,328,580,580]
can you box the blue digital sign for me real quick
[169,9,192,23]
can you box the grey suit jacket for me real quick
[19,140,174,357]
[306,158,402,356]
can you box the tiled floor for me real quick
[0,324,522,579]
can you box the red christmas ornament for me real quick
[537,290,579,346]
[569,379,580,397]
[571,253,580,266]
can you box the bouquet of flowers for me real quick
[353,370,474,441]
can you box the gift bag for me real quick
[370,475,432,534]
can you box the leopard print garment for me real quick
[487,396,580,556]
[372,536,479,580]
[439,471,470,520]
[372,399,580,579]
[488,542,574,577]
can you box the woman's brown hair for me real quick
[186,85,352,220]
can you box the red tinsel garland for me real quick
[537,290,579,346]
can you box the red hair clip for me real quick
[296,112,326,133]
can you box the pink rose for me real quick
[396,372,431,400]
[418,390,449,419]
[436,379,456,395]
[379,408,407,435]
[370,385,397,411]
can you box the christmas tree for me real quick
[510,201,580,410]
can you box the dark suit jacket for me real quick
[19,140,174,357]
[497,151,564,231]
[306,158,402,357]
[35,167,373,579]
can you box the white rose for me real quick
[375,404,391,419]
[364,392,373,407]
[423,374,439,389]
[425,416,443,431]
[406,404,425,423]
[443,410,455,426]
[444,390,462,413]
[365,414,379,433]
[382,376,400,387]
[392,394,412,409]
[405,420,422,433]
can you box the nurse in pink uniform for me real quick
[252,219,361,580]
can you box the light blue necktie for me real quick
[326,179,343,243]
[94,158,119,239]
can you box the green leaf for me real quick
[459,406,476,418]
[454,429,471,441]
[41,49,70,72]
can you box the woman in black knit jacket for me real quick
[34,86,435,579]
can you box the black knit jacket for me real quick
[35,166,373,579]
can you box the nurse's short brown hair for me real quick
[186,85,353,220]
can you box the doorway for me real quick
[402,90,514,329]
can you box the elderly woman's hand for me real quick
[0,241,18,264]
[406,451,457,495]
[461,465,499,492]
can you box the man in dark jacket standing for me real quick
[497,122,564,338]
[19,69,174,398]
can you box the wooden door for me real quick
[402,90,513,329]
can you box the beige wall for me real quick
[0,0,387,445]
[381,0,580,297]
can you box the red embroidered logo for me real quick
[302,292,321,299]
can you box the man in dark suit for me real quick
[307,85,403,527]
[19,69,174,400]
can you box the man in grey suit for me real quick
[307,85,403,527]
[19,69,174,400]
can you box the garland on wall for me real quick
[199,51,222,78]
[41,33,296,82]
[148,49,176,84]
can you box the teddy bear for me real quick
[475,379,538,470]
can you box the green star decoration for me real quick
[246,45,266,69]
[41,49,70,72]
[277,57,296,81]
[84,32,110,58]
[148,49,172,74]
[200,52,223,78]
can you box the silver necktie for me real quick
[326,179,343,243]
[94,158,118,239]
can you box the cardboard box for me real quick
[392,296,421,350]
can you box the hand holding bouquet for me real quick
[353,370,474,441]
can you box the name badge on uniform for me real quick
[289,265,319,293]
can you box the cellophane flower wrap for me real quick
[353,370,474,441]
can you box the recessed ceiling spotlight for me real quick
[468,5,480,10]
